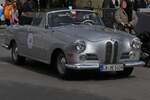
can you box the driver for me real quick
[82,14,95,25]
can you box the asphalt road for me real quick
[0,29,150,100]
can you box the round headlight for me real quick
[74,40,86,53]
[131,38,141,49]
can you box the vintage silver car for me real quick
[2,9,144,78]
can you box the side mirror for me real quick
[45,24,49,29]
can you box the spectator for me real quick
[20,0,33,25]
[16,0,22,20]
[3,0,13,26]
[103,0,120,8]
[145,0,150,7]
[0,4,4,25]
[110,0,120,8]
[115,0,138,34]
[84,0,93,10]
[11,2,19,25]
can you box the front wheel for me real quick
[11,42,25,64]
[56,52,70,79]
[116,67,134,77]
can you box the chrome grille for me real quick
[113,41,118,63]
[105,42,113,63]
[105,41,119,64]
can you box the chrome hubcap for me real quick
[13,46,18,61]
[57,56,66,75]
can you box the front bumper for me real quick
[65,61,145,70]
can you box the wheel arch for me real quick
[9,39,16,49]
[50,48,65,66]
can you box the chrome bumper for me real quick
[124,61,145,67]
[65,61,145,70]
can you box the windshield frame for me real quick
[46,9,104,27]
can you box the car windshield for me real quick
[48,10,103,27]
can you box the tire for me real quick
[11,42,25,64]
[116,67,134,77]
[56,52,70,79]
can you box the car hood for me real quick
[55,24,135,42]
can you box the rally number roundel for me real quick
[27,33,33,49]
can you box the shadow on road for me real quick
[0,56,136,81]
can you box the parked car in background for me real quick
[2,9,144,78]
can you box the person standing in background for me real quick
[145,0,150,7]
[3,0,13,26]
[115,0,138,34]
[0,4,4,25]
[103,0,120,8]
[20,0,33,25]
[84,0,93,10]
[11,1,19,25]
[110,0,120,8]
[16,0,22,20]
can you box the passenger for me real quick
[20,0,33,25]
[3,0,13,26]
[115,0,138,34]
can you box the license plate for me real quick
[99,64,124,72]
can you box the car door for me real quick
[14,25,32,56]
[27,14,54,62]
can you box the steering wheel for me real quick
[81,20,95,25]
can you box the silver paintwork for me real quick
[2,9,144,70]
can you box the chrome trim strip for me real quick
[124,61,145,67]
[65,63,99,70]
[65,61,145,70]
[1,44,9,49]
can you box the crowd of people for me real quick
[0,0,19,26]
[102,0,150,34]
[0,0,149,34]
[0,0,33,26]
